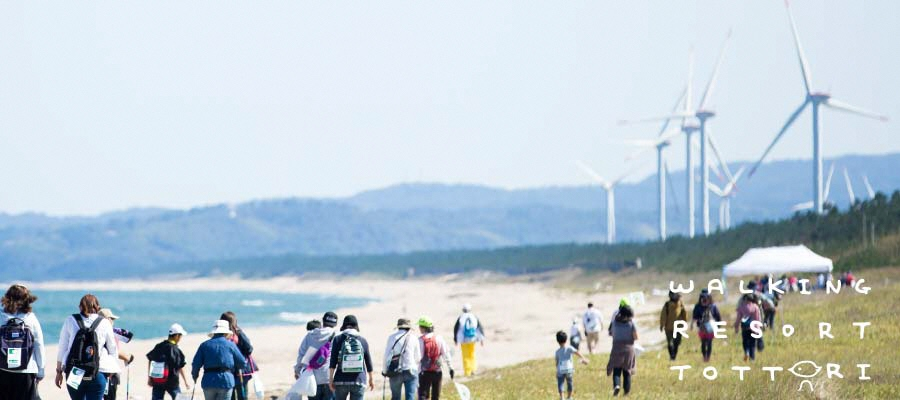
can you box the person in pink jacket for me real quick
[734,293,762,361]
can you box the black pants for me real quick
[700,338,713,359]
[764,310,775,328]
[741,329,758,360]
[0,369,37,400]
[103,373,119,400]
[665,330,681,360]
[418,371,442,400]
[612,368,631,395]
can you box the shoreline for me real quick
[31,275,664,400]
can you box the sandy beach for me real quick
[29,274,664,400]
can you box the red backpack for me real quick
[421,335,442,372]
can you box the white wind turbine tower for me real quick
[576,161,636,244]
[623,89,686,241]
[749,1,888,215]
[709,166,745,230]
[620,32,732,237]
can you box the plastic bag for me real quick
[252,374,265,400]
[634,343,645,357]
[454,382,471,400]
[287,369,318,398]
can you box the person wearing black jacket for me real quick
[220,312,256,400]
[146,324,188,400]
[329,315,374,400]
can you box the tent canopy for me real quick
[722,245,833,277]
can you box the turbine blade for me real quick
[618,112,695,126]
[785,0,813,95]
[699,29,732,110]
[575,160,609,186]
[686,48,695,112]
[705,126,735,182]
[708,182,725,197]
[843,167,856,204]
[625,146,655,162]
[791,201,814,212]
[748,100,809,177]
[823,162,836,200]
[824,98,889,121]
[611,162,645,185]
[862,175,875,199]
[665,161,681,214]
[657,86,688,138]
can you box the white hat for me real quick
[169,323,187,336]
[99,308,119,320]
[462,304,472,312]
[208,320,232,337]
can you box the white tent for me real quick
[723,245,833,277]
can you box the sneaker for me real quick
[614,385,621,396]
[743,354,749,362]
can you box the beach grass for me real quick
[444,267,900,399]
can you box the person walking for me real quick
[55,294,118,400]
[606,304,637,397]
[295,311,339,400]
[568,318,582,351]
[734,293,763,362]
[328,315,374,400]
[220,312,256,400]
[691,289,721,362]
[582,302,603,354]
[659,291,687,361]
[0,284,45,400]
[383,318,421,400]
[191,320,248,400]
[146,323,189,400]
[452,304,484,377]
[417,317,452,400]
[98,308,134,400]
[553,331,588,400]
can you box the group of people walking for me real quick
[0,284,258,400]
[293,304,486,400]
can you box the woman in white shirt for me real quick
[0,284,45,400]
[54,294,118,400]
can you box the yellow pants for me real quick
[461,342,477,376]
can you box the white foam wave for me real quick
[278,312,317,323]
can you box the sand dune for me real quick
[31,274,664,399]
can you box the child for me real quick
[306,319,321,331]
[555,330,588,400]
[146,323,189,400]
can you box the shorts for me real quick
[556,373,573,393]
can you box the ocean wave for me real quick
[241,299,284,307]
[278,312,318,323]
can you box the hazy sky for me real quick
[1,1,897,215]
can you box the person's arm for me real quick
[713,305,722,322]
[632,324,639,341]
[328,334,340,391]
[453,319,460,345]
[440,337,454,379]
[574,349,589,364]
[363,340,374,391]
[382,333,394,373]
[733,308,742,333]
[476,317,486,344]
[179,368,189,390]
[191,345,203,382]
[31,315,46,380]
[103,320,119,361]
[678,305,687,324]
[328,368,336,392]
[237,330,254,356]
[660,304,667,331]
[231,342,248,372]
[55,317,73,388]
[295,335,310,378]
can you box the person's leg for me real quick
[167,387,181,400]
[557,374,565,399]
[0,370,36,400]
[673,331,682,359]
[757,335,765,352]
[404,371,419,400]
[612,368,621,396]
[565,373,573,399]
[104,374,118,400]
[151,386,165,400]
[349,385,366,400]
[622,370,632,394]
[389,375,403,400]
[83,373,108,400]
[665,331,675,360]
[332,386,349,400]
[431,371,442,400]
[460,343,476,376]
[417,373,429,400]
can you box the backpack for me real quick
[0,317,34,371]
[338,334,364,373]
[307,333,335,370]
[421,335,442,372]
[65,314,104,378]
[700,306,714,333]
[462,316,477,339]
[383,332,408,378]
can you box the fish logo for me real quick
[788,361,823,392]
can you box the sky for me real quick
[1,1,898,215]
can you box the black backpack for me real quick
[0,317,34,370]
[65,314,104,378]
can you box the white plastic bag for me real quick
[287,369,318,398]
[252,374,265,400]
[634,343,645,357]
[454,382,471,400]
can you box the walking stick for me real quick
[382,376,386,400]
[190,381,197,400]
[126,363,131,400]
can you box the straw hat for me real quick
[208,320,232,337]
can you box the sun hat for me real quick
[397,318,412,329]
[99,308,119,320]
[169,323,187,336]
[209,320,232,337]
[418,316,434,328]
[462,304,472,312]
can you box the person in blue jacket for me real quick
[191,320,247,400]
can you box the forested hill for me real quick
[1,153,899,279]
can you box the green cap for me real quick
[417,316,433,328]
[619,297,631,307]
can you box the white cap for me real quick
[168,323,187,336]
[462,303,472,312]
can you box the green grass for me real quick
[444,267,900,399]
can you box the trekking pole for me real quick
[382,375,386,400]
[190,381,197,400]
[126,363,131,400]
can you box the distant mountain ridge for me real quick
[2,152,899,279]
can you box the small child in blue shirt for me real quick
[555,330,588,400]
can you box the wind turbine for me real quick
[842,168,857,205]
[623,89,686,241]
[862,175,876,200]
[620,32,732,237]
[792,162,835,212]
[576,161,636,244]
[709,166,745,230]
[749,1,888,215]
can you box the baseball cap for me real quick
[323,311,338,327]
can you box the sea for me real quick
[28,289,370,345]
